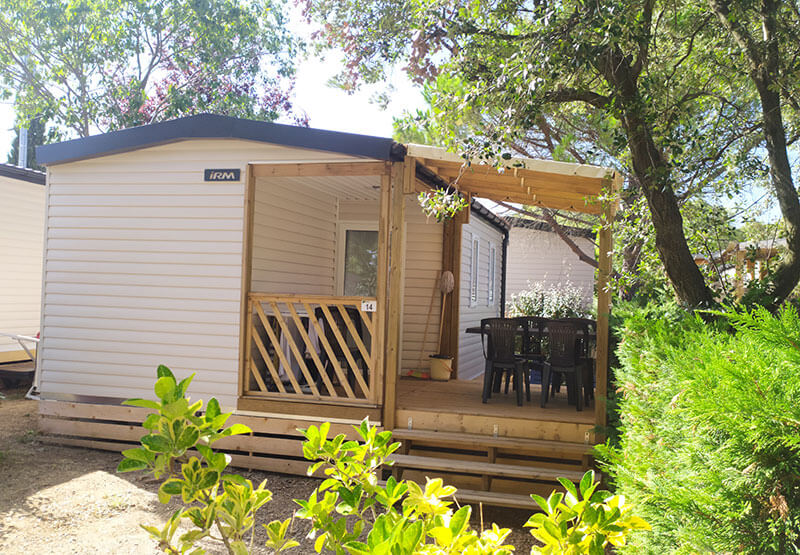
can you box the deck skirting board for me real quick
[395,408,594,443]
[37,399,371,478]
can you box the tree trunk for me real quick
[754,77,800,302]
[624,119,715,306]
[708,0,800,304]
[600,51,716,307]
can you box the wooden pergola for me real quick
[406,144,622,432]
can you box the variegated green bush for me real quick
[120,366,648,554]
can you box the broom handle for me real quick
[438,292,448,353]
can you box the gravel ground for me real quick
[0,377,537,554]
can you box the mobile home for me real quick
[0,163,45,364]
[35,114,618,507]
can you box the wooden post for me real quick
[237,165,256,399]
[735,249,746,300]
[374,166,391,415]
[594,172,620,440]
[439,218,462,377]
[383,161,407,430]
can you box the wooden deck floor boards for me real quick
[396,377,594,425]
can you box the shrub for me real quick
[120,366,650,554]
[599,305,800,553]
[507,281,591,319]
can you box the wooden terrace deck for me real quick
[395,377,595,443]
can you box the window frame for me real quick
[336,221,379,297]
[469,234,479,307]
[487,242,496,306]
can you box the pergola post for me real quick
[382,161,407,430]
[594,172,621,439]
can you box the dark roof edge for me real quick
[470,201,510,235]
[36,114,404,166]
[0,163,46,185]
[507,216,594,238]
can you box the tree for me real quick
[305,0,796,307]
[0,0,303,138]
[7,114,56,170]
[706,0,800,304]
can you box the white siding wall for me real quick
[251,178,337,295]
[506,227,595,304]
[402,199,443,374]
[329,198,444,374]
[0,175,45,359]
[458,216,504,381]
[40,139,363,408]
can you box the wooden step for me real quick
[388,454,584,483]
[378,480,537,510]
[391,429,592,459]
[452,488,538,510]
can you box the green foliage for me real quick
[123,366,651,554]
[0,0,300,138]
[526,471,650,554]
[507,281,591,319]
[600,305,800,552]
[305,0,800,307]
[117,365,292,555]
[418,188,469,222]
[296,419,515,554]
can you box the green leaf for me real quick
[154,376,177,402]
[122,398,161,410]
[579,470,595,498]
[223,423,252,436]
[121,447,153,463]
[157,365,175,380]
[157,488,171,504]
[449,505,471,536]
[401,520,424,551]
[117,458,148,473]
[196,470,219,490]
[558,476,579,499]
[176,425,200,452]
[141,433,172,453]
[429,526,453,546]
[161,479,184,495]
[206,397,221,420]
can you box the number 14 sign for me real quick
[361,300,377,312]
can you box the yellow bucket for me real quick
[429,355,453,381]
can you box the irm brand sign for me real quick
[204,169,241,182]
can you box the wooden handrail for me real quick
[243,293,379,406]
[249,292,376,304]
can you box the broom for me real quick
[417,270,455,376]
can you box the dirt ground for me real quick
[0,376,536,554]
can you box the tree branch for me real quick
[542,88,611,109]
[495,200,600,270]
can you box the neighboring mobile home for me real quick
[0,163,45,363]
[505,218,595,305]
[35,114,619,507]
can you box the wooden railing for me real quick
[243,293,380,405]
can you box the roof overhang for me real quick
[406,144,618,215]
[37,114,405,166]
[0,163,45,185]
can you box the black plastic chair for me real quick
[480,318,527,406]
[542,319,584,411]
[515,316,547,392]
[313,306,367,395]
[560,317,596,406]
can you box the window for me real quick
[469,236,479,306]
[487,243,496,305]
[337,224,378,296]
